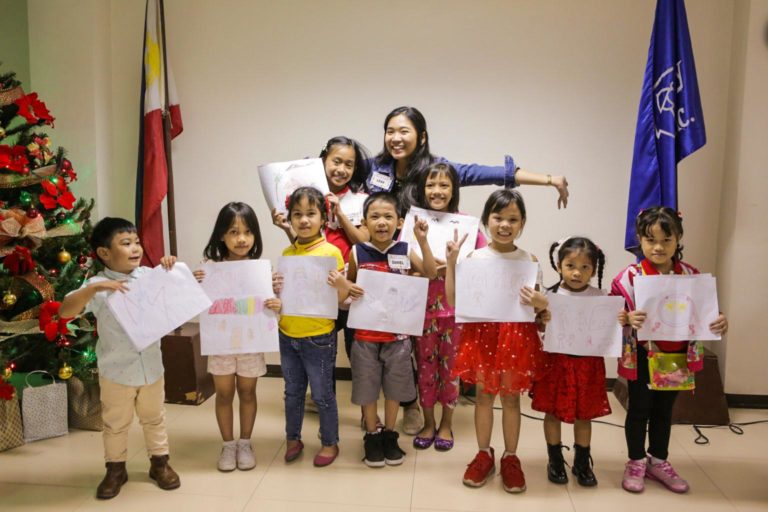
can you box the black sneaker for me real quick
[383,429,405,466]
[363,432,385,468]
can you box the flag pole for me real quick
[158,0,178,257]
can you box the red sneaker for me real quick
[500,454,526,493]
[462,448,495,487]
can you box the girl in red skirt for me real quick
[531,237,612,487]
[445,189,549,493]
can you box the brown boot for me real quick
[149,454,180,490]
[96,461,128,499]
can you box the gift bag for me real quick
[67,376,103,431]
[0,395,24,452]
[21,371,68,442]
[648,346,695,391]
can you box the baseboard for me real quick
[266,364,352,381]
[725,394,768,409]
[267,369,768,409]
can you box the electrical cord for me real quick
[459,394,768,445]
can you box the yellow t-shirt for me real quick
[278,237,345,338]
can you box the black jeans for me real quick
[625,345,679,460]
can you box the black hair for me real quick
[374,106,433,207]
[287,186,327,222]
[90,217,137,263]
[414,162,460,213]
[480,189,527,228]
[203,202,263,262]
[319,136,371,193]
[635,206,684,260]
[362,192,400,219]
[547,237,606,291]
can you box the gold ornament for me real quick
[2,291,17,308]
[58,363,73,380]
[3,367,11,380]
[57,249,72,264]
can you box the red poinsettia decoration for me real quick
[0,381,14,401]
[0,145,30,174]
[13,92,55,127]
[38,300,72,342]
[3,245,34,275]
[61,159,77,182]
[40,177,76,210]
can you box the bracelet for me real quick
[547,174,552,185]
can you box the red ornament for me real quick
[77,255,88,264]
[49,268,59,277]
[26,208,39,218]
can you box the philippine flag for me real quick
[136,0,183,266]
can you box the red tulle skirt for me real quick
[452,322,544,396]
[531,353,611,423]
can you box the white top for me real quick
[74,266,164,386]
[554,284,606,297]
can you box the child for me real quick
[445,189,548,493]
[193,202,281,471]
[612,207,728,493]
[411,162,486,451]
[271,136,370,359]
[59,218,180,499]
[346,192,438,467]
[530,237,612,487]
[278,186,357,467]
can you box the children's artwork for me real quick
[635,274,720,341]
[257,158,330,215]
[278,256,339,319]
[198,260,279,355]
[347,269,429,336]
[107,263,212,351]
[455,259,538,323]
[400,206,479,261]
[544,294,625,357]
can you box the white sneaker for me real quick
[218,440,237,472]
[402,405,423,436]
[236,439,256,470]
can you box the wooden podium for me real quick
[613,347,730,425]
[160,323,214,405]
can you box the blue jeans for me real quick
[279,331,339,446]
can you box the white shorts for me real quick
[207,353,267,378]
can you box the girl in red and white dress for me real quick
[445,189,548,494]
[530,236,613,487]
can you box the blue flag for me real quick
[625,0,705,254]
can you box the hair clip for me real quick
[284,194,291,210]
[676,210,683,219]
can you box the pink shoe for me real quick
[622,459,646,493]
[645,458,689,493]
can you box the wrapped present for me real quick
[67,376,103,431]
[0,394,25,452]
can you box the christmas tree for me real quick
[0,66,97,386]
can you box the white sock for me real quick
[480,447,492,455]
[503,450,516,457]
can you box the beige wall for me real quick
[25,0,766,393]
[0,0,30,87]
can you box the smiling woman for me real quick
[365,106,570,214]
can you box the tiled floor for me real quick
[1,377,766,511]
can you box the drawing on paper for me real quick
[198,260,279,355]
[544,294,624,357]
[455,258,538,323]
[257,158,329,214]
[651,293,698,336]
[107,263,212,351]
[278,256,338,319]
[347,270,429,337]
[400,206,479,260]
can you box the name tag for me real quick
[388,254,410,270]
[347,211,363,225]
[370,172,393,190]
